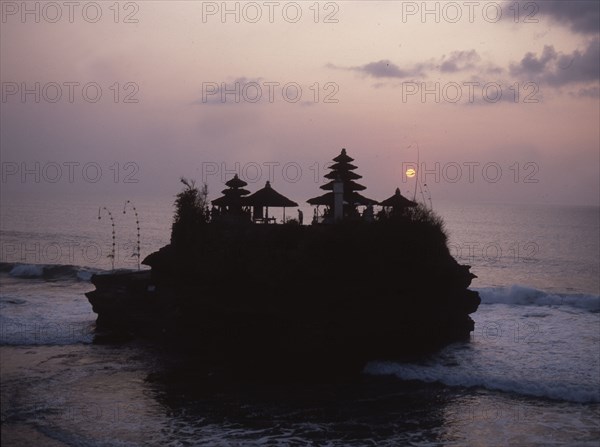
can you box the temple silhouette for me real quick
[85,147,480,377]
[208,148,416,224]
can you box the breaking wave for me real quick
[0,262,103,282]
[475,285,599,312]
[364,361,600,404]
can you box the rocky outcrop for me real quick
[86,219,480,375]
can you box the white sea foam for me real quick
[3,263,102,282]
[365,360,600,404]
[475,285,600,312]
[76,269,94,282]
[366,291,600,404]
[9,264,44,278]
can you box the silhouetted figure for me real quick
[363,204,374,222]
[298,209,303,225]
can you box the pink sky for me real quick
[1,1,598,206]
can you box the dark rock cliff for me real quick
[86,216,480,375]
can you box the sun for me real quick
[406,168,416,178]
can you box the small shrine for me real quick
[379,188,417,216]
[244,181,298,223]
[211,174,251,216]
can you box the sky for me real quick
[1,0,599,207]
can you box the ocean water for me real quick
[1,197,599,446]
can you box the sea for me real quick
[1,197,599,446]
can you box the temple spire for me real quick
[307,148,377,220]
[211,174,250,215]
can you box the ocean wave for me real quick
[474,285,600,312]
[0,262,103,282]
[364,361,600,404]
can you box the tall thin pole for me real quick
[98,207,116,270]
[423,183,433,209]
[123,200,141,270]
[409,143,420,202]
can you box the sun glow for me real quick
[406,168,416,178]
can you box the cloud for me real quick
[510,39,600,86]
[333,39,597,100]
[533,0,599,35]
[569,86,600,99]
[329,50,493,80]
[501,1,599,35]
[510,46,557,75]
[327,60,426,79]
[360,60,422,78]
[439,50,481,73]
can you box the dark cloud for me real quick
[535,0,600,35]
[501,1,599,34]
[510,46,557,75]
[510,39,600,86]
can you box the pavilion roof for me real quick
[212,195,243,207]
[244,181,298,208]
[379,188,417,208]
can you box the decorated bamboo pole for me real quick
[98,206,116,270]
[123,200,141,270]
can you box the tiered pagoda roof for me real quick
[212,174,250,211]
[307,149,377,208]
